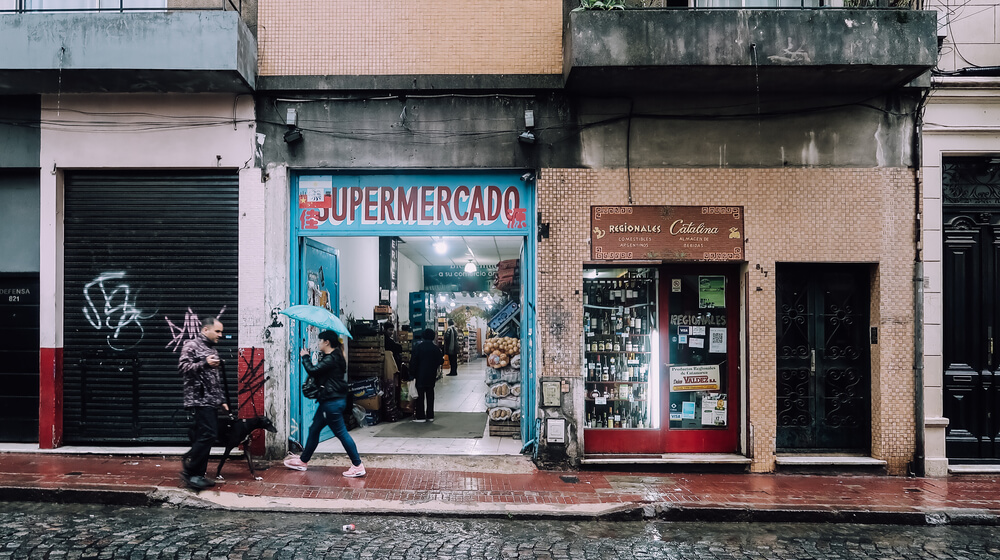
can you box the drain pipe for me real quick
[914,259,925,477]
[912,88,928,478]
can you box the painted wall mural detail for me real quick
[82,271,151,351]
[165,306,227,353]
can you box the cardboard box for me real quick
[355,395,381,412]
[349,377,380,399]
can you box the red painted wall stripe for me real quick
[39,347,63,449]
[238,347,267,455]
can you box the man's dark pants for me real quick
[447,352,458,374]
[183,406,218,477]
[414,386,435,420]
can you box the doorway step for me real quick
[775,454,887,475]
[948,464,1000,475]
[581,453,750,473]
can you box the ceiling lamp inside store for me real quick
[464,260,477,273]
[433,239,447,254]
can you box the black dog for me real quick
[215,416,277,481]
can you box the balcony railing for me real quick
[0,0,241,14]
[603,0,917,7]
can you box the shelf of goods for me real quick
[409,291,434,333]
[583,275,656,430]
[458,332,469,364]
[484,336,522,438]
[347,335,384,379]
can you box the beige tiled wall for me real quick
[258,0,563,76]
[537,168,917,474]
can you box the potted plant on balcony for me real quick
[576,0,626,10]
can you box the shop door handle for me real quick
[989,326,994,368]
[810,349,816,377]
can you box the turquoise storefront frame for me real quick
[289,170,538,447]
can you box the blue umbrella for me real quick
[279,305,353,340]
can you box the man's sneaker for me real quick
[283,455,308,471]
[342,463,366,478]
[412,418,426,423]
[181,473,215,490]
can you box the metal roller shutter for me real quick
[63,171,239,444]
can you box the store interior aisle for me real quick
[316,357,523,456]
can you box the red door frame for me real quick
[658,264,741,453]
[583,263,742,455]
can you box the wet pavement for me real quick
[2,501,999,559]
[1,451,1000,526]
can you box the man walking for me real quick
[410,328,443,422]
[178,317,229,490]
[444,319,459,376]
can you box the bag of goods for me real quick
[510,410,521,422]
[490,382,511,398]
[486,366,521,384]
[488,407,513,421]
[510,383,521,397]
[483,337,520,369]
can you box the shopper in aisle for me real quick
[444,319,459,376]
[284,330,366,477]
[409,328,443,422]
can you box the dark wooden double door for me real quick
[944,209,1000,462]
[776,264,871,452]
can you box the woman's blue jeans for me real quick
[300,397,362,466]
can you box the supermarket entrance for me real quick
[291,171,536,455]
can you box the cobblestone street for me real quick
[2,501,999,559]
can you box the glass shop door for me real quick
[660,264,740,453]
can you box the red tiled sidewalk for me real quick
[1,452,999,524]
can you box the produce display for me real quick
[484,336,521,369]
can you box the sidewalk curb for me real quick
[0,485,160,507]
[3,484,999,525]
[650,504,1000,526]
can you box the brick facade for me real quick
[537,168,917,474]
[257,0,563,76]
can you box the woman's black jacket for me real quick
[302,349,348,401]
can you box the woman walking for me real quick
[284,330,366,477]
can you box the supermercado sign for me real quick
[296,173,530,234]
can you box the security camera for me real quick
[520,172,535,182]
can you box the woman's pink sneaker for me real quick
[342,463,366,478]
[283,456,308,471]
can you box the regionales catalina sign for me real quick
[590,206,744,262]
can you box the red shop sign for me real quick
[590,205,744,261]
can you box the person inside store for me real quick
[444,318,459,376]
[283,330,366,477]
[178,317,229,491]
[382,320,404,371]
[409,327,443,422]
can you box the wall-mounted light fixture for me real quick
[518,108,536,145]
[284,107,303,144]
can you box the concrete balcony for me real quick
[0,10,256,94]
[565,8,938,93]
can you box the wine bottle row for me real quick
[585,354,649,382]
[583,278,652,307]
[585,401,650,429]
